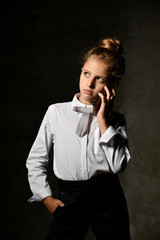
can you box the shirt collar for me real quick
[72,93,94,113]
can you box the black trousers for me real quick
[46,174,131,240]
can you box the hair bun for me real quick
[99,38,123,55]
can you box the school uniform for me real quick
[26,93,131,240]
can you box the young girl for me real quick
[26,38,131,240]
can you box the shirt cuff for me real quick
[28,189,52,203]
[99,126,118,143]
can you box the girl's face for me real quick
[79,56,109,105]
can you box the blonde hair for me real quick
[83,38,125,85]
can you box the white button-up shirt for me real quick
[26,94,130,202]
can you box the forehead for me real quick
[83,57,108,76]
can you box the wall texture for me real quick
[1,0,160,239]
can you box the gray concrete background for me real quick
[1,0,160,239]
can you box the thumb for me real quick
[57,200,65,208]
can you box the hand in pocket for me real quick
[43,196,65,215]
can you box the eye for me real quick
[84,72,90,77]
[97,77,105,83]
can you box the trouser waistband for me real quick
[57,173,119,194]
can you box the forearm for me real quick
[26,153,52,202]
[27,172,52,202]
[98,117,110,136]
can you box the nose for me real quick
[87,78,95,88]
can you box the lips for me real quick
[84,89,92,95]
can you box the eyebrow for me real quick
[82,68,89,72]
[82,68,107,79]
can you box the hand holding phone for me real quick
[95,85,116,135]
[95,85,116,118]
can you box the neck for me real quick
[78,95,93,106]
